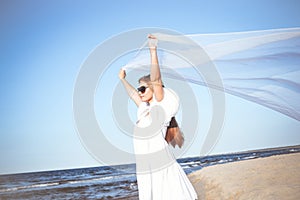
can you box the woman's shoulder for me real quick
[162,88,179,103]
[158,88,180,115]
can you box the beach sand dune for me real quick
[188,152,300,200]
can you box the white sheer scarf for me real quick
[125,28,300,121]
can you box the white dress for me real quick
[134,88,197,200]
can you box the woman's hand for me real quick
[148,34,156,40]
[148,34,158,49]
[119,68,126,79]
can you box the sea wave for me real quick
[0,173,135,194]
[0,182,60,193]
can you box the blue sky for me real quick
[1,0,300,174]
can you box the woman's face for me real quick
[138,81,153,102]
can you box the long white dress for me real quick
[133,88,197,200]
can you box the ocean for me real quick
[1,146,299,200]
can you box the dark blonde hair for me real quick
[165,117,184,148]
[138,74,151,83]
[139,74,184,148]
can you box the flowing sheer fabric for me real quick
[125,28,300,122]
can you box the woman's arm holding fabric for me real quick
[118,69,141,106]
[148,34,164,102]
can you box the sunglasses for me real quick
[137,86,148,93]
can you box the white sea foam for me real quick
[0,182,59,193]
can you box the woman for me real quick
[118,35,197,200]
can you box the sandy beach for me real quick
[188,152,300,200]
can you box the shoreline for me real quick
[188,152,300,200]
[208,144,300,156]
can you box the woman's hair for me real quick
[139,74,184,148]
[138,74,151,84]
[165,117,184,148]
[138,74,165,88]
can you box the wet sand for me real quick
[188,152,300,200]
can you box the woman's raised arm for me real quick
[118,69,142,106]
[148,34,164,102]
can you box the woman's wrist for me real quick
[149,47,157,54]
[148,35,158,50]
